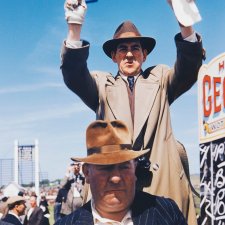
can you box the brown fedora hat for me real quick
[71,120,150,165]
[103,21,156,58]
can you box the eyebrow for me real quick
[118,44,141,48]
[96,161,132,169]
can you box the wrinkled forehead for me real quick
[86,159,137,169]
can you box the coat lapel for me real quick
[106,70,159,141]
[106,75,133,136]
[133,72,159,141]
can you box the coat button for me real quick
[152,163,159,171]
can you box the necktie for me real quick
[127,76,135,92]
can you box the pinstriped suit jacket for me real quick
[0,221,14,225]
[54,191,187,225]
[1,214,22,225]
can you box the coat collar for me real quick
[106,75,134,137]
[106,68,159,143]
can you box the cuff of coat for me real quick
[60,40,90,68]
[175,33,206,60]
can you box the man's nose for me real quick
[126,50,134,58]
[110,176,121,184]
[110,169,122,184]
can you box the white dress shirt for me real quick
[91,200,134,225]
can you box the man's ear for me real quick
[111,51,117,63]
[82,164,90,184]
[143,49,148,62]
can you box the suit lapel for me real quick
[106,75,133,136]
[29,208,35,220]
[78,202,94,225]
[133,73,159,141]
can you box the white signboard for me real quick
[198,53,225,225]
[198,53,225,143]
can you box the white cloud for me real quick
[31,66,61,76]
[0,83,63,94]
[0,102,88,129]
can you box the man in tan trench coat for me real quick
[60,0,205,224]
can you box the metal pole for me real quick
[34,139,40,199]
[14,140,19,184]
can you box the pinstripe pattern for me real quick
[1,214,23,225]
[0,220,15,225]
[54,192,187,225]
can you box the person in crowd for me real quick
[17,192,26,224]
[39,195,49,215]
[39,196,50,225]
[60,162,85,216]
[55,120,187,225]
[0,197,8,219]
[1,196,26,225]
[24,195,44,225]
[60,1,205,224]
[54,188,68,222]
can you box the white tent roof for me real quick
[3,181,26,197]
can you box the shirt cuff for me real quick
[65,39,83,48]
[183,32,198,43]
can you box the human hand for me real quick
[66,165,74,174]
[64,0,87,24]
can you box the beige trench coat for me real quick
[61,33,204,225]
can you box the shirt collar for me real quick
[119,72,140,83]
[91,200,132,224]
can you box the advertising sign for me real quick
[198,53,225,225]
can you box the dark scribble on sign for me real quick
[200,138,225,224]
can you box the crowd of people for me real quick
[0,192,50,225]
[0,161,86,225]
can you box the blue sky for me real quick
[0,0,225,181]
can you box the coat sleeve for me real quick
[60,176,70,188]
[60,41,99,112]
[167,33,204,105]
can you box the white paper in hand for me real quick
[172,0,202,27]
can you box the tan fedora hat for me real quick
[71,120,150,165]
[103,21,156,58]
